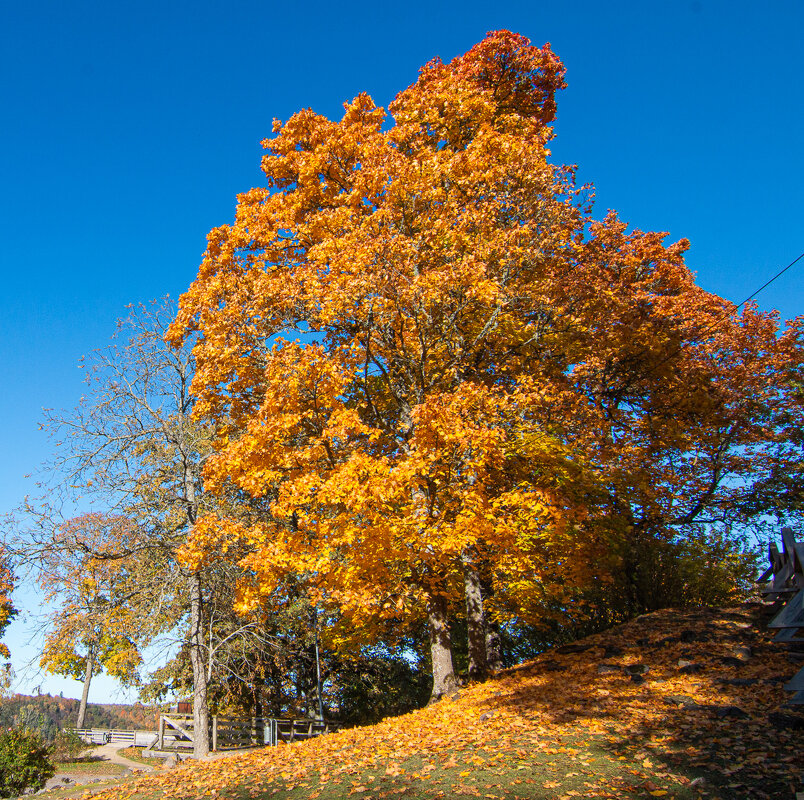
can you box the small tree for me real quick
[14,300,221,757]
[49,730,86,764]
[36,513,146,728]
[0,729,54,798]
[0,548,16,683]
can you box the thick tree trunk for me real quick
[461,552,488,681]
[427,593,457,702]
[485,620,504,672]
[188,570,209,758]
[75,643,95,729]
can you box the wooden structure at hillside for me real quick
[151,713,338,752]
[72,728,157,747]
[757,526,804,703]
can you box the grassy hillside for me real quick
[43,603,804,800]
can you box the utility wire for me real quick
[734,250,804,310]
[631,248,804,380]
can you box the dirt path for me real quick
[41,743,156,793]
[86,743,156,771]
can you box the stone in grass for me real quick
[733,646,752,662]
[625,664,649,675]
[479,711,494,721]
[678,660,704,674]
[597,664,620,675]
[713,705,749,719]
[663,695,700,708]
[768,711,804,730]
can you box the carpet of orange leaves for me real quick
[79,603,803,800]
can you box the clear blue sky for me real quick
[1,0,802,702]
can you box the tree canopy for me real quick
[164,30,798,699]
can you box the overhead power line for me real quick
[630,248,804,382]
[734,250,804,310]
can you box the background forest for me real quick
[0,694,158,740]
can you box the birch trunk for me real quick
[427,593,457,702]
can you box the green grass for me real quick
[49,756,127,775]
[118,747,167,767]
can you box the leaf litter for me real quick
[63,603,803,800]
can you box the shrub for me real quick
[0,729,54,797]
[49,729,87,763]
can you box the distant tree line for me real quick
[0,694,159,740]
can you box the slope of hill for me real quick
[75,603,804,800]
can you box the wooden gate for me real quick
[155,714,338,752]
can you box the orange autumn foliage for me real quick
[169,31,804,681]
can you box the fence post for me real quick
[265,718,276,746]
[158,716,165,750]
[212,716,218,752]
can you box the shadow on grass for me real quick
[464,604,802,799]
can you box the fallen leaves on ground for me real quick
[76,603,803,800]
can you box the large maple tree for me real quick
[171,31,803,699]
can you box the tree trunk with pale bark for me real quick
[188,570,209,758]
[427,593,457,702]
[462,552,488,681]
[76,642,95,729]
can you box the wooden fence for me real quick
[757,526,804,703]
[71,728,157,747]
[155,713,338,752]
